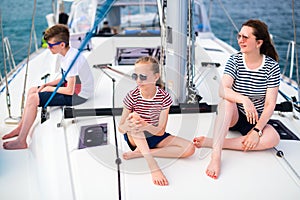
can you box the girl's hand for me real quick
[243,97,258,124]
[127,112,145,134]
[242,129,260,151]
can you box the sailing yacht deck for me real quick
[1,0,300,199]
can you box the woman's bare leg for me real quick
[194,124,279,151]
[205,99,238,179]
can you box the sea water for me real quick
[0,0,299,80]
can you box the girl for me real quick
[118,56,195,186]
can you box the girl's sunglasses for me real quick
[131,73,147,81]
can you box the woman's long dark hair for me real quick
[243,19,279,61]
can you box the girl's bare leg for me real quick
[123,132,169,186]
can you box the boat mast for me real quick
[163,0,198,104]
[164,0,188,104]
[186,0,200,104]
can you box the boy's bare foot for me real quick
[3,140,28,150]
[151,169,169,186]
[123,149,142,160]
[206,153,221,179]
[2,127,20,140]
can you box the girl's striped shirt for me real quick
[123,86,173,126]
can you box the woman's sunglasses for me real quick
[131,73,147,81]
[237,33,251,40]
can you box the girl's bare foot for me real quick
[193,136,212,148]
[123,149,142,160]
[206,153,221,179]
[3,140,28,150]
[151,169,169,186]
[2,127,21,140]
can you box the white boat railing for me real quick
[282,40,298,80]
[282,40,300,104]
[0,31,39,86]
[3,37,16,72]
[0,37,16,86]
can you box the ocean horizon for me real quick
[0,0,299,81]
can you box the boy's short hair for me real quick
[44,24,70,46]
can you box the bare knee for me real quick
[28,86,38,94]
[26,93,40,107]
[262,125,280,149]
[181,143,195,158]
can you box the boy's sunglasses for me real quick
[131,73,147,81]
[47,41,63,48]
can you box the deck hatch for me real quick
[268,119,299,140]
[78,123,108,149]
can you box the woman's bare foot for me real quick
[193,136,212,148]
[123,149,142,160]
[151,169,169,186]
[206,153,221,179]
[2,127,21,140]
[3,140,28,150]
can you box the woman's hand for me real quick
[242,129,260,151]
[243,97,258,124]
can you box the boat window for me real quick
[116,47,160,65]
[104,2,160,35]
[68,0,97,33]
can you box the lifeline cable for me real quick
[273,147,300,181]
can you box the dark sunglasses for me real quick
[131,73,147,81]
[47,41,63,48]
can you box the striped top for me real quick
[224,52,280,115]
[123,86,173,126]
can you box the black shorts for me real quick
[38,92,87,107]
[229,110,256,135]
[124,131,171,151]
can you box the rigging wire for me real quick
[216,0,239,32]
[20,0,37,116]
[292,0,300,102]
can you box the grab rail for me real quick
[282,40,297,79]
[0,37,16,86]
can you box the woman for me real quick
[118,56,195,186]
[193,19,281,179]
